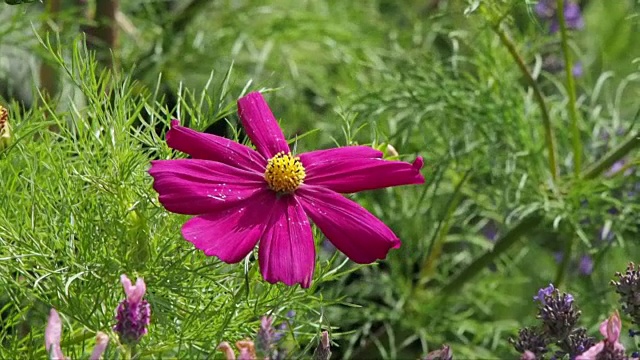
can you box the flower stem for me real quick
[582,132,640,179]
[554,233,575,287]
[556,0,582,176]
[492,24,558,183]
[440,212,543,296]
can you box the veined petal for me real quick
[303,156,424,193]
[182,191,276,263]
[149,159,266,215]
[259,196,315,288]
[166,120,266,172]
[297,186,400,264]
[298,146,383,165]
[120,274,146,304]
[237,92,290,158]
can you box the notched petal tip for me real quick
[412,156,424,171]
[170,119,180,128]
[120,274,146,303]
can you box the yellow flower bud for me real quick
[0,106,12,150]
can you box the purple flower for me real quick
[256,316,277,357]
[535,0,584,34]
[534,284,556,305]
[114,274,150,344]
[541,55,584,77]
[605,159,634,178]
[481,220,499,242]
[572,62,583,77]
[578,255,593,276]
[537,288,579,340]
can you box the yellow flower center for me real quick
[264,152,306,193]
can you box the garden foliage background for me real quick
[0,0,639,358]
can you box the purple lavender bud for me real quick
[537,288,580,340]
[534,284,556,305]
[563,2,585,30]
[612,263,640,327]
[534,0,555,19]
[113,274,150,345]
[578,255,594,276]
[256,316,276,357]
[572,62,583,77]
[565,328,595,358]
[535,0,584,34]
[481,220,499,242]
[553,252,564,264]
[510,327,549,357]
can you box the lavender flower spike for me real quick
[45,309,66,360]
[114,274,151,344]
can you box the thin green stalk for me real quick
[440,212,543,296]
[556,0,582,176]
[554,233,575,287]
[582,132,640,179]
[493,24,558,183]
[418,170,471,284]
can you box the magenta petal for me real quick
[259,196,315,288]
[298,146,383,165]
[166,120,266,172]
[304,156,425,193]
[182,191,276,263]
[237,92,290,158]
[297,186,400,263]
[149,159,266,215]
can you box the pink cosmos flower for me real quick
[149,92,425,287]
[576,311,624,360]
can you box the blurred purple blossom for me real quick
[535,0,585,33]
[578,255,593,276]
[542,55,583,77]
[605,159,634,178]
[481,220,499,242]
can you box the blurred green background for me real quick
[1,0,639,358]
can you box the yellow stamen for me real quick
[264,152,306,193]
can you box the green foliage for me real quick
[0,0,639,359]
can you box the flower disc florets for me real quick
[264,152,306,193]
